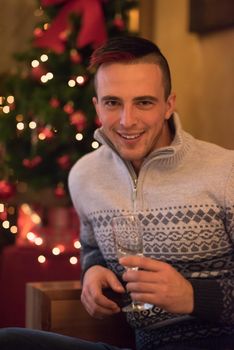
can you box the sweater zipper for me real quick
[94,130,139,211]
[132,177,138,212]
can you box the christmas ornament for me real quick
[70,49,82,64]
[38,126,54,139]
[69,110,87,131]
[113,14,125,31]
[54,184,66,198]
[0,180,16,200]
[56,155,71,170]
[34,0,107,53]
[50,97,60,108]
[0,208,7,221]
[31,65,47,81]
[63,102,74,114]
[33,27,43,38]
[22,156,42,169]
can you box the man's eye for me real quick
[137,100,154,108]
[104,100,119,108]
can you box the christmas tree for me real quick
[0,0,139,249]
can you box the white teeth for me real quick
[120,134,141,140]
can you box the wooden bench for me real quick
[26,280,135,348]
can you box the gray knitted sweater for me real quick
[68,114,234,349]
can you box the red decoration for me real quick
[56,155,71,170]
[50,97,60,108]
[0,180,16,200]
[33,27,43,38]
[63,102,74,114]
[70,49,82,64]
[54,184,66,198]
[22,156,42,169]
[31,65,47,81]
[39,126,54,139]
[0,208,7,221]
[113,14,125,31]
[69,110,87,131]
[34,0,107,53]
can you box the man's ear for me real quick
[92,96,98,108]
[92,97,102,124]
[165,93,176,120]
[92,96,99,115]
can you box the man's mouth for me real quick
[117,132,144,140]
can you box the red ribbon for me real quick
[34,0,107,53]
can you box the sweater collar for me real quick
[94,112,194,167]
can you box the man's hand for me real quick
[81,265,125,319]
[120,256,194,314]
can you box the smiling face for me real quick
[93,62,176,172]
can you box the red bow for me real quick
[34,0,107,53]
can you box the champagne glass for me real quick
[112,214,153,312]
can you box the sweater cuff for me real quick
[190,278,223,322]
[81,260,107,282]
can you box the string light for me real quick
[0,203,4,212]
[34,237,43,246]
[29,121,37,129]
[27,231,36,242]
[7,96,14,104]
[16,122,25,131]
[2,220,10,229]
[10,226,18,234]
[91,141,99,149]
[2,106,10,114]
[38,132,46,140]
[68,79,76,87]
[74,240,81,249]
[38,255,46,263]
[52,247,61,255]
[76,76,85,85]
[16,114,24,122]
[41,75,48,83]
[31,60,40,68]
[31,213,41,225]
[40,54,48,62]
[47,72,53,80]
[8,206,15,215]
[75,133,83,141]
[69,256,78,264]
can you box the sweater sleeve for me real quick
[68,161,107,281]
[190,161,234,324]
[79,218,107,281]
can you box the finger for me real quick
[106,274,126,294]
[90,285,122,310]
[82,289,120,318]
[122,270,159,284]
[119,256,168,272]
[126,281,160,294]
[130,291,156,306]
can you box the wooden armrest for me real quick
[26,280,135,348]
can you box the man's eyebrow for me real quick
[101,95,121,102]
[133,96,158,102]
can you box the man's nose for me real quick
[119,105,137,128]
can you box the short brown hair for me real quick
[90,36,172,99]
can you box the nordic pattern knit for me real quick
[68,113,234,349]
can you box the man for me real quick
[0,36,233,350]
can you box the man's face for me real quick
[93,62,176,172]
